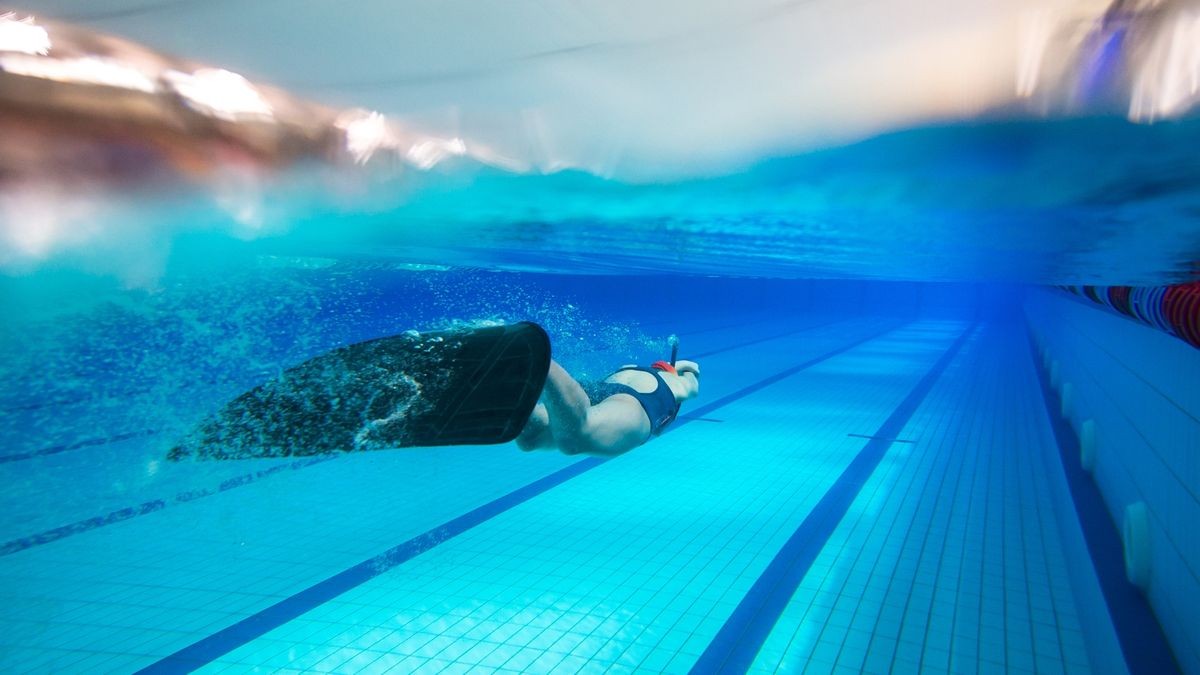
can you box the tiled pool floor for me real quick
[0,314,1112,673]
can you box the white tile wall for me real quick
[1026,289,1200,674]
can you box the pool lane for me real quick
[690,321,977,672]
[136,320,901,673]
[744,324,1102,675]
[0,310,796,553]
[161,321,960,673]
[0,314,887,672]
[9,316,1111,675]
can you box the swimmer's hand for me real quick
[674,360,700,378]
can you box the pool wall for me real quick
[1026,289,1199,674]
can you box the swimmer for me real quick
[516,359,701,456]
[172,322,694,461]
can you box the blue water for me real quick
[1,114,1199,673]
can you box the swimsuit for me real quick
[587,366,681,436]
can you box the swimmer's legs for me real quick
[516,360,589,452]
[536,361,595,455]
[516,403,554,451]
[516,360,645,457]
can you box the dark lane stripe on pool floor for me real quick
[0,429,160,465]
[689,319,842,359]
[135,322,904,673]
[0,455,340,557]
[1026,331,1180,675]
[690,321,978,674]
[0,316,863,558]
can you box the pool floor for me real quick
[0,313,1107,673]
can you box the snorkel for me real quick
[652,334,681,374]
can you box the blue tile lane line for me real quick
[0,316,864,558]
[676,323,901,425]
[688,318,842,359]
[0,429,160,464]
[135,322,903,673]
[690,321,978,674]
[1026,330,1181,675]
[0,455,340,556]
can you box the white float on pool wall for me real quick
[1079,419,1096,472]
[1124,502,1151,589]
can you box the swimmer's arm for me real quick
[678,373,699,400]
[674,360,700,400]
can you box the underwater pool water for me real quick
[1,257,1197,674]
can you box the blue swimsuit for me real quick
[588,366,680,436]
